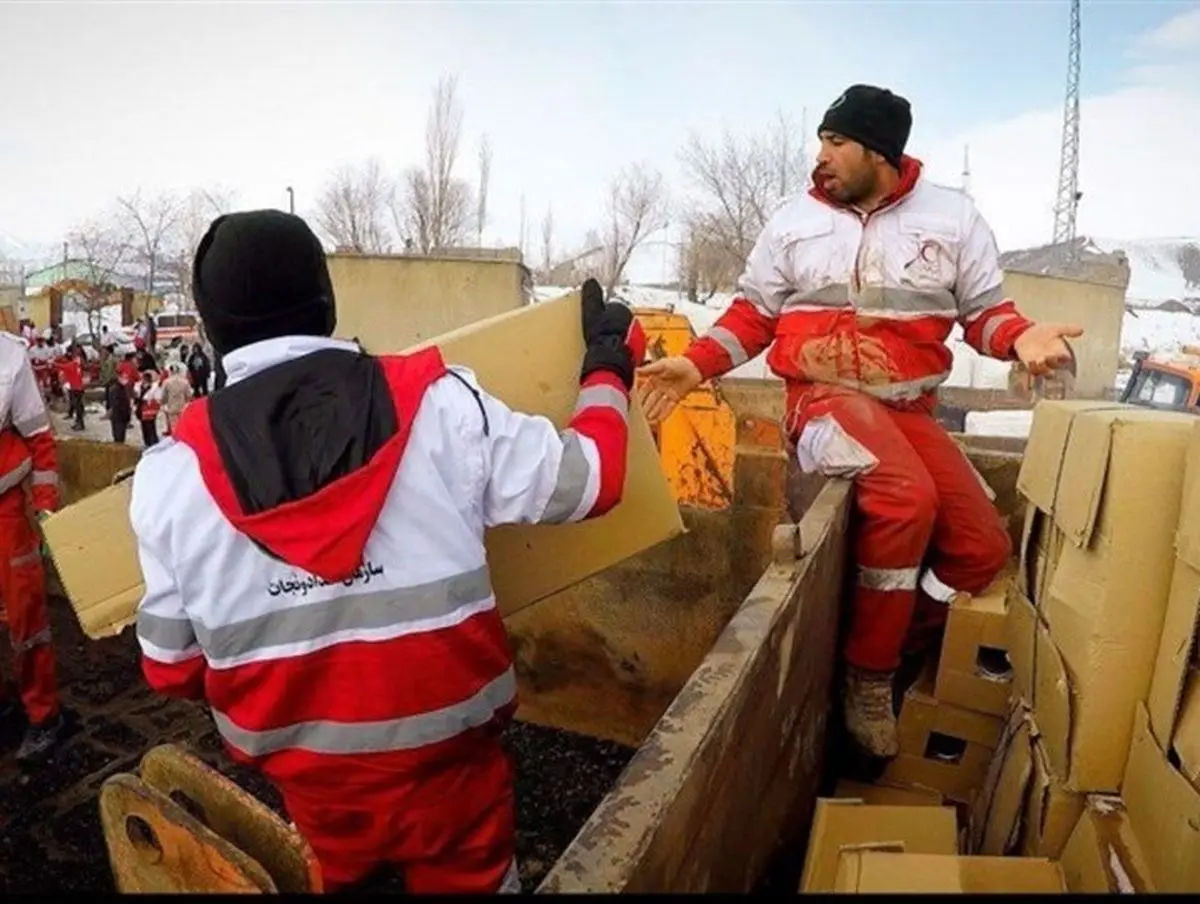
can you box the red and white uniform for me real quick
[684,157,1016,671]
[130,335,635,892]
[0,333,61,725]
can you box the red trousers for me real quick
[790,385,1011,672]
[279,740,517,893]
[0,491,59,724]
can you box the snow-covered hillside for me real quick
[1090,237,1199,307]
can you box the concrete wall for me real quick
[325,253,530,352]
[1002,270,1125,399]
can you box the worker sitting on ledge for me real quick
[638,84,1081,760]
[128,210,646,893]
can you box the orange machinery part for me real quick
[632,307,782,510]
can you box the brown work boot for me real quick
[843,665,899,759]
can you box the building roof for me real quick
[23,259,144,292]
[999,237,1131,291]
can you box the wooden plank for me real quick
[538,479,852,893]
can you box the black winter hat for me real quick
[192,209,336,357]
[818,84,913,169]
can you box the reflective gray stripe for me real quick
[11,625,51,654]
[10,550,41,568]
[137,611,198,653]
[858,565,920,592]
[540,430,591,523]
[839,371,949,402]
[212,666,517,756]
[196,565,495,662]
[980,312,1018,352]
[31,470,57,487]
[706,326,749,366]
[0,459,31,494]
[959,284,1008,321]
[735,283,780,317]
[782,283,956,316]
[574,384,629,418]
[498,859,522,894]
[13,412,50,435]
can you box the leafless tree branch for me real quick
[314,158,393,254]
[393,75,474,253]
[597,163,669,295]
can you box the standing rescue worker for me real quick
[639,84,1082,759]
[129,210,646,893]
[0,332,64,762]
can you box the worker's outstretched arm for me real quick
[682,218,789,380]
[954,205,1036,359]
[10,353,59,513]
[476,279,646,527]
[130,461,208,700]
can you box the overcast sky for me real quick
[1,0,1198,264]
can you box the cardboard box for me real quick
[1172,669,1200,783]
[41,291,685,639]
[833,779,944,807]
[880,669,1003,804]
[1004,581,1037,706]
[1122,704,1200,892]
[1058,796,1154,893]
[969,701,1084,859]
[833,850,1066,893]
[1148,420,1200,752]
[797,798,959,892]
[1014,400,1194,791]
[934,568,1015,717]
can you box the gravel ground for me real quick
[0,597,635,893]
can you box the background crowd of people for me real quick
[15,316,217,446]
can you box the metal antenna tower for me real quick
[1051,0,1082,248]
[961,145,972,197]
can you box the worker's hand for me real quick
[580,278,647,389]
[1014,322,1084,377]
[637,356,704,424]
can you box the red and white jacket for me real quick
[684,157,1033,417]
[129,334,635,795]
[0,333,59,512]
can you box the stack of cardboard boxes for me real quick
[800,400,1200,893]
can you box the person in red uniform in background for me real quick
[56,346,87,431]
[0,333,65,763]
[134,371,162,447]
[130,211,646,892]
[639,84,1082,759]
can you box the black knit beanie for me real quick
[818,84,912,169]
[192,210,336,357]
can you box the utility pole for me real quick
[286,186,295,215]
[961,145,972,198]
[1051,0,1082,253]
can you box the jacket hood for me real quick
[172,338,446,582]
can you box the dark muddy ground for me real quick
[0,596,634,893]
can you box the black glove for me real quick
[580,278,641,389]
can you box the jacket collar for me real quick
[220,335,362,387]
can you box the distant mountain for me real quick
[0,231,56,270]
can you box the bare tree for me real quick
[676,114,809,293]
[394,75,474,253]
[540,206,555,277]
[116,190,183,303]
[476,135,492,246]
[169,186,239,307]
[66,220,135,334]
[314,158,392,254]
[598,163,669,295]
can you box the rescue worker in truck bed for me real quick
[128,210,646,893]
[639,84,1082,760]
